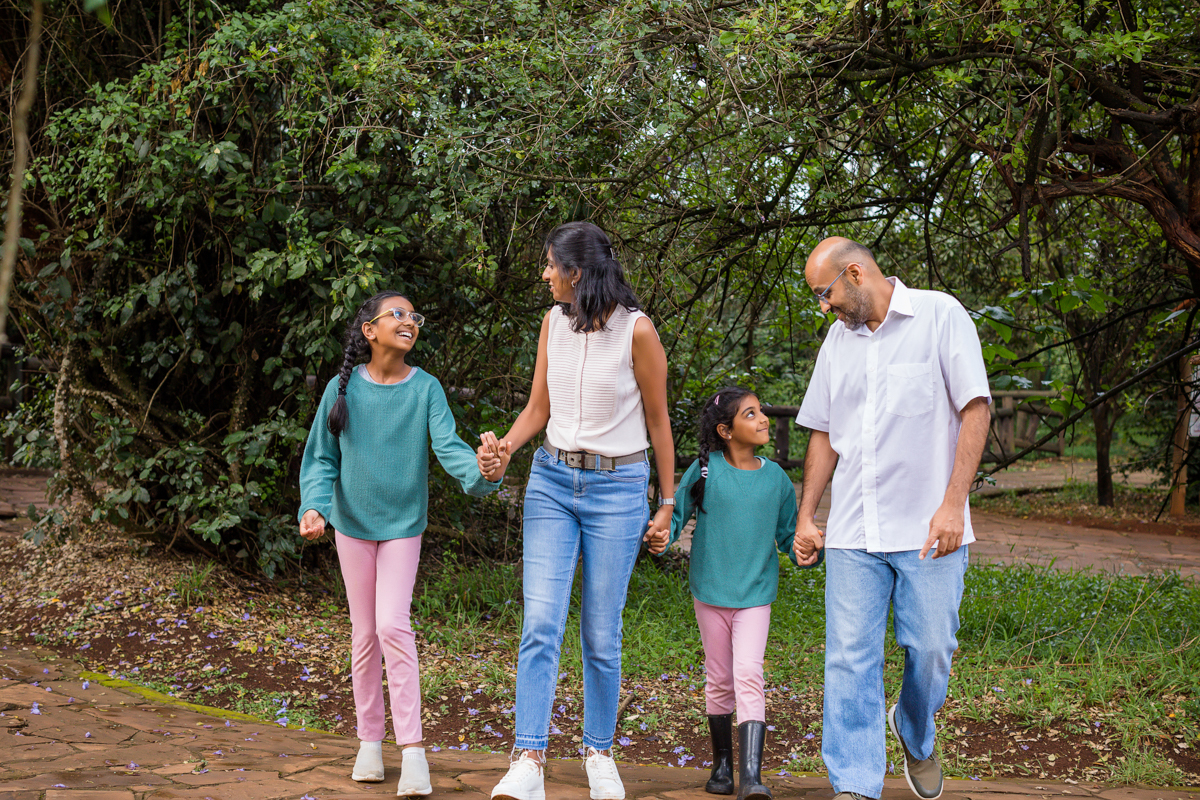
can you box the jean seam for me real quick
[580,491,644,748]
[582,732,613,750]
[515,528,580,749]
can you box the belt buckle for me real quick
[566,452,584,469]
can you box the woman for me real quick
[478,221,675,800]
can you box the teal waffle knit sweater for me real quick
[665,452,817,608]
[298,368,498,541]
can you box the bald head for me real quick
[805,237,879,286]
[804,236,892,331]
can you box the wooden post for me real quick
[1170,355,1195,518]
[999,395,1015,455]
[775,416,790,462]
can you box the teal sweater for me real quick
[298,368,498,541]
[665,453,815,608]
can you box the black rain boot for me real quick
[705,714,735,795]
[736,721,772,800]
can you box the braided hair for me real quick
[690,386,755,513]
[543,221,640,333]
[326,290,409,437]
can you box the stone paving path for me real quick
[0,646,1192,800]
[968,512,1200,579]
[0,469,51,519]
[975,461,1160,496]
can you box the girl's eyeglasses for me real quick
[367,307,426,327]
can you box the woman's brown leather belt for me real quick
[542,439,648,471]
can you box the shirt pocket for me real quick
[885,362,934,417]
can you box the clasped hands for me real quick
[643,506,672,555]
[793,518,825,566]
[476,431,513,482]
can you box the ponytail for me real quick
[326,290,409,437]
[690,386,755,513]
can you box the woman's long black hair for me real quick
[544,221,640,333]
[691,386,756,513]
[326,290,409,437]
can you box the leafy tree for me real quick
[9,0,1200,566]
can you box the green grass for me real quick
[134,672,333,732]
[413,553,1199,783]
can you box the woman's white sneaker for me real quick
[585,748,625,800]
[396,746,433,796]
[352,740,385,782]
[490,753,546,800]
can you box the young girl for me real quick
[298,291,507,795]
[647,387,820,800]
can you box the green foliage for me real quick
[9,0,1200,566]
[172,559,217,606]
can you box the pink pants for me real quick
[693,598,772,723]
[336,531,423,744]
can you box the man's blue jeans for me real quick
[822,546,969,798]
[513,447,650,752]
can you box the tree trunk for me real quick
[0,0,44,345]
[1092,401,1117,507]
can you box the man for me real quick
[791,237,991,800]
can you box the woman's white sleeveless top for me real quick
[544,305,651,458]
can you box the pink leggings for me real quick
[335,531,423,744]
[693,598,772,723]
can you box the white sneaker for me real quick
[491,753,546,800]
[396,746,433,796]
[585,748,625,800]
[352,740,385,782]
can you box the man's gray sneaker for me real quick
[887,704,943,800]
[833,793,872,800]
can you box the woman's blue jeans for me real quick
[822,546,969,799]
[513,446,650,752]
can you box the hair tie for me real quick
[714,395,720,406]
[700,466,709,478]
[337,387,347,396]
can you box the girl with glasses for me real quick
[298,291,506,794]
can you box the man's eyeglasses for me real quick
[814,264,852,305]
[367,307,426,327]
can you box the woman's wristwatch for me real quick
[658,496,675,507]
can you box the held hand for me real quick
[793,517,825,566]
[921,500,965,560]
[651,505,673,537]
[477,432,503,479]
[477,433,513,482]
[643,506,674,555]
[643,519,670,554]
[299,509,327,541]
[488,439,513,481]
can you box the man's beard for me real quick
[834,281,873,330]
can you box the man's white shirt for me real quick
[796,278,992,552]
